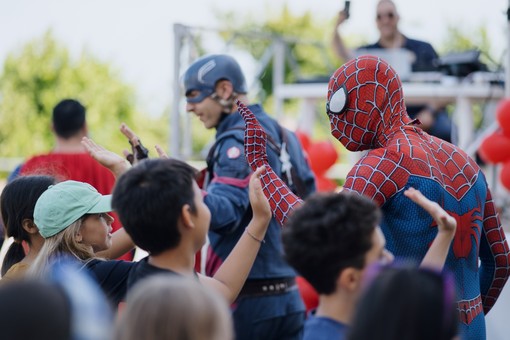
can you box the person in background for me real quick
[332,0,452,142]
[115,275,233,340]
[347,265,458,340]
[13,99,131,260]
[0,259,112,340]
[1,175,56,280]
[183,54,316,339]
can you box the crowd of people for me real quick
[0,1,509,340]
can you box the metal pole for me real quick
[273,38,286,119]
[171,23,185,158]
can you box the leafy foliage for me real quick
[217,5,337,99]
[0,31,167,159]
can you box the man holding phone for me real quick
[332,0,453,143]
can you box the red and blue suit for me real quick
[237,56,510,340]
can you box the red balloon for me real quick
[478,131,510,164]
[308,141,339,175]
[316,175,338,192]
[295,130,311,151]
[497,99,510,138]
[500,161,510,191]
[296,276,319,313]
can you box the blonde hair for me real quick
[114,275,233,340]
[28,219,96,277]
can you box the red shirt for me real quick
[21,153,132,261]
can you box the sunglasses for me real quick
[376,12,396,20]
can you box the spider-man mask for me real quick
[326,55,413,151]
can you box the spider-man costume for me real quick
[238,55,510,340]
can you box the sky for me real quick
[0,0,508,117]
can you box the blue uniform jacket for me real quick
[204,104,316,279]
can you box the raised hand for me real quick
[404,188,457,235]
[120,123,149,164]
[154,145,169,159]
[249,166,272,226]
[237,100,303,226]
[81,137,130,177]
[404,187,457,269]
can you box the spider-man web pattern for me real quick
[326,55,510,339]
[237,100,302,225]
[238,55,510,340]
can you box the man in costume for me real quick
[237,55,510,340]
[183,54,316,339]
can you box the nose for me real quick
[105,213,114,225]
[383,249,395,264]
[186,102,195,112]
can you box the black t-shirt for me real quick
[84,259,135,306]
[127,256,181,291]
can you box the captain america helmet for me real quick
[183,54,248,103]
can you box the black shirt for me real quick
[127,256,181,291]
[85,259,135,306]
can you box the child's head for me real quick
[112,158,209,255]
[348,265,458,340]
[30,180,114,276]
[115,274,233,340]
[282,191,392,296]
[1,175,56,275]
[0,259,113,340]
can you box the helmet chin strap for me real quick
[210,92,238,114]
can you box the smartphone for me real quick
[344,0,351,19]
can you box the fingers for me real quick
[404,187,457,232]
[122,149,134,165]
[404,187,436,211]
[155,145,169,159]
[253,165,266,179]
[81,137,102,154]
[120,123,140,146]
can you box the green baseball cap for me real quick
[34,180,112,238]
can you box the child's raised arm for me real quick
[199,166,272,303]
[404,188,457,269]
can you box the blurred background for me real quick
[1,1,510,338]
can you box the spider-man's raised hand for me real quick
[237,100,302,226]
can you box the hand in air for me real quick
[81,137,130,177]
[249,166,272,223]
[120,123,149,164]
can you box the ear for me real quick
[180,204,195,230]
[215,80,234,99]
[21,219,39,235]
[74,229,83,243]
[337,267,363,292]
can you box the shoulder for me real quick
[1,262,30,282]
[344,148,412,205]
[358,42,380,50]
[85,259,134,277]
[403,36,436,53]
[304,316,348,340]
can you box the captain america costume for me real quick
[237,55,510,340]
[203,103,316,339]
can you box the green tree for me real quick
[217,5,337,99]
[0,31,167,160]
